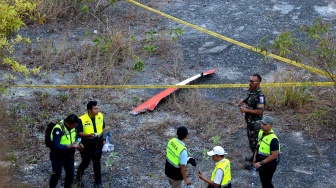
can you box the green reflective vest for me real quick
[166,138,186,168]
[257,129,280,157]
[211,159,231,187]
[50,121,76,145]
[80,112,104,136]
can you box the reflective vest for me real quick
[50,121,76,145]
[166,138,187,168]
[257,129,280,157]
[80,112,104,136]
[211,159,231,187]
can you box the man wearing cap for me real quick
[198,146,232,188]
[165,126,192,188]
[237,73,265,169]
[253,116,280,188]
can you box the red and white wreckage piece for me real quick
[130,68,217,115]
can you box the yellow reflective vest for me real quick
[257,129,280,157]
[166,138,187,168]
[80,112,104,136]
[50,121,76,145]
[211,159,231,187]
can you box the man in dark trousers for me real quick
[253,116,280,188]
[76,101,106,188]
[165,126,192,188]
[237,73,265,170]
[49,114,80,188]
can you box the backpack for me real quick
[45,122,64,148]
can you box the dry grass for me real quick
[263,69,336,137]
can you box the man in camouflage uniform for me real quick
[237,73,265,170]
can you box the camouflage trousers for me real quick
[246,121,261,153]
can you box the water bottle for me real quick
[106,132,110,143]
[252,166,257,176]
[73,137,81,147]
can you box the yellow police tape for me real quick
[9,82,335,89]
[126,0,336,79]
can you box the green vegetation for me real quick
[273,18,336,83]
[261,18,335,131]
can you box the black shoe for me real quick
[245,164,254,170]
[245,154,253,162]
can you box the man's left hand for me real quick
[239,107,248,113]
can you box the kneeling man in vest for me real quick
[165,126,192,188]
[198,146,232,188]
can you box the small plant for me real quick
[31,66,42,76]
[59,93,69,102]
[132,55,145,72]
[212,135,220,145]
[145,30,158,42]
[82,5,89,13]
[143,45,157,54]
[105,151,117,168]
[27,156,37,164]
[33,12,46,25]
[4,74,16,82]
[170,28,184,41]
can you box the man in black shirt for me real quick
[253,116,280,188]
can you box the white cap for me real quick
[207,146,227,156]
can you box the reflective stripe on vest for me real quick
[166,138,186,168]
[80,112,104,136]
[50,121,76,145]
[257,129,280,157]
[211,159,231,187]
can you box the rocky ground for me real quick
[2,0,336,188]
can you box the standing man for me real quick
[253,116,280,188]
[49,114,80,188]
[76,101,106,188]
[237,73,265,170]
[165,126,192,188]
[198,146,232,188]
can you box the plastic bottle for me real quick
[106,132,110,143]
[252,166,257,176]
[73,137,81,147]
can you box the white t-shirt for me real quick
[213,159,226,184]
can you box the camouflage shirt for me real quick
[244,87,265,124]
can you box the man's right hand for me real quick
[237,99,244,107]
[184,179,191,185]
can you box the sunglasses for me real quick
[249,80,260,84]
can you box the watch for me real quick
[260,161,264,166]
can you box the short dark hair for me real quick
[177,126,188,140]
[252,73,262,82]
[87,101,98,110]
[65,114,79,124]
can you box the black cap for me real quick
[177,126,188,140]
